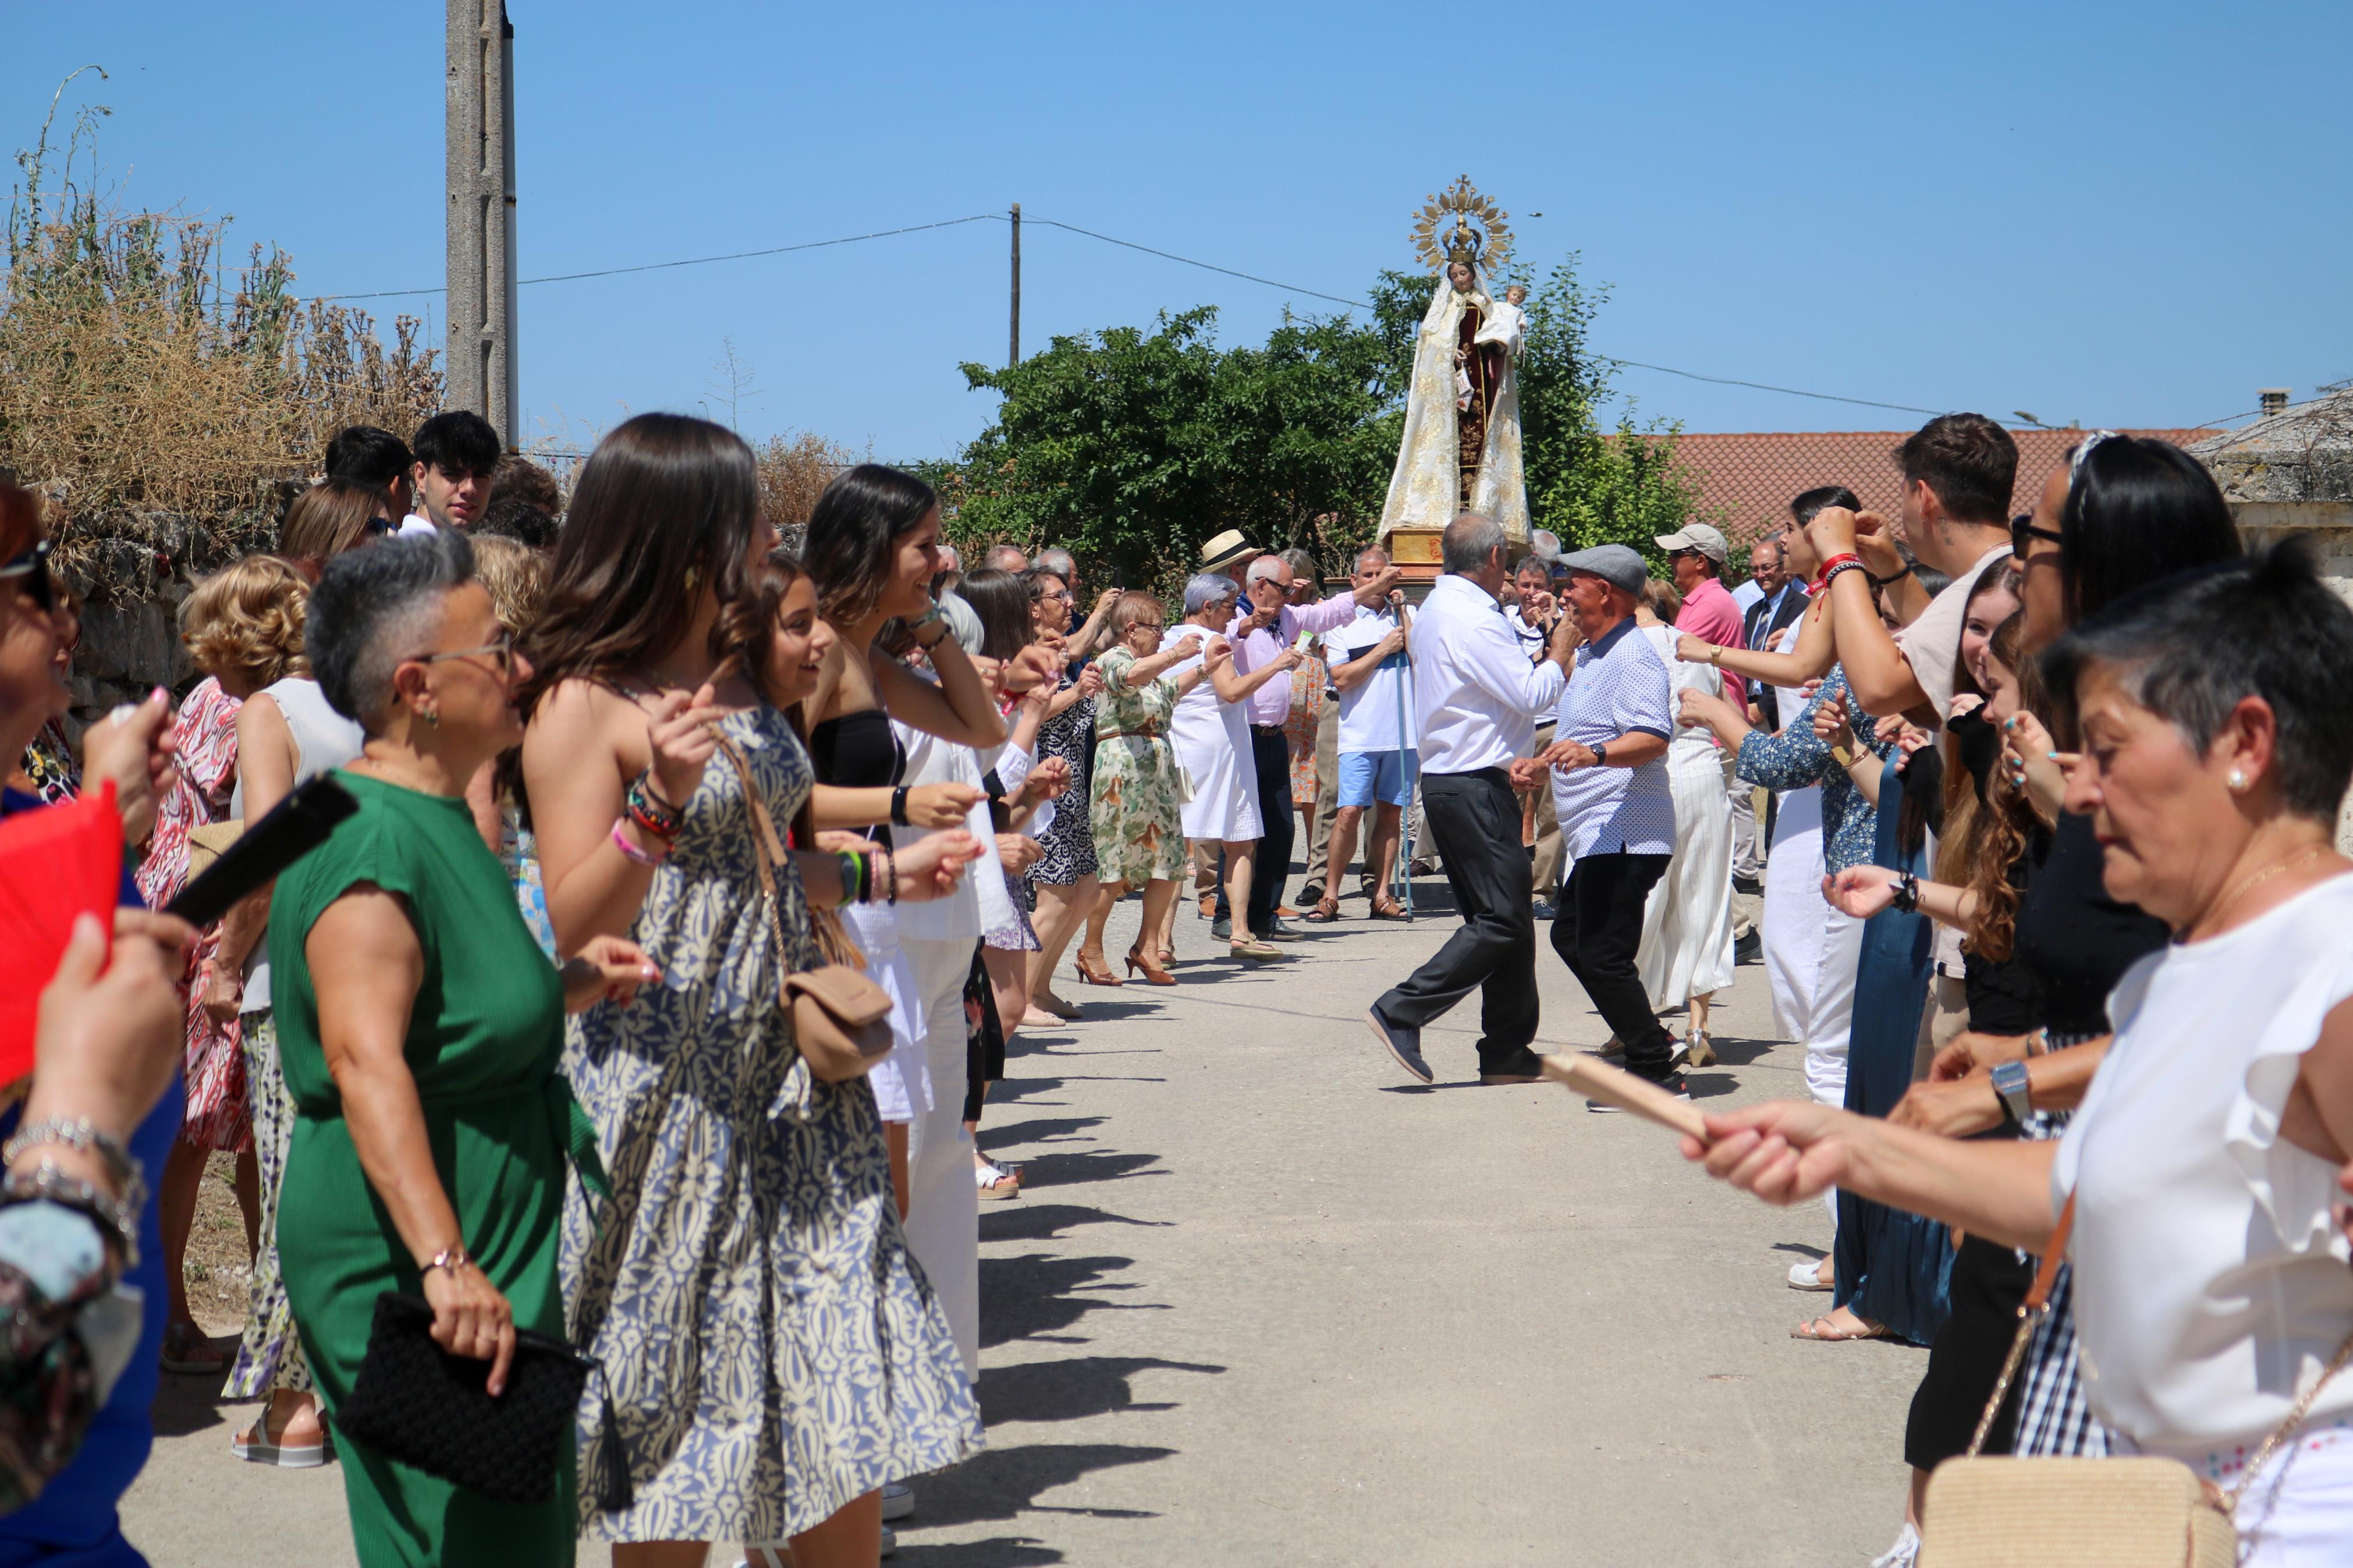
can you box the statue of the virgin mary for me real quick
[1377,177,1529,546]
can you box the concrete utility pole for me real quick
[445,0,518,446]
[1008,201,1021,368]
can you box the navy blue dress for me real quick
[1830,758,1952,1346]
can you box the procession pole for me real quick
[1393,598,1415,920]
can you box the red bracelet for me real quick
[1813,553,1861,586]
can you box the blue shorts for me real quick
[1337,749,1417,808]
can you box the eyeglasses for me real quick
[1130,622,1165,635]
[0,540,56,614]
[410,627,515,675]
[363,515,398,538]
[2011,514,2063,557]
[1036,588,1073,605]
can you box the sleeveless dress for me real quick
[562,704,980,1543]
[226,676,365,1403]
[1026,674,1096,884]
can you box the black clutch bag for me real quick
[334,1291,631,1511]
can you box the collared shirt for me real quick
[395,511,436,538]
[1674,575,1747,703]
[1731,577,1766,614]
[1226,591,1361,726]
[1549,618,1675,857]
[1742,578,1809,703]
[1410,574,1567,774]
[1510,606,1550,661]
[1326,606,1409,753]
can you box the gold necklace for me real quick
[2195,842,2333,938]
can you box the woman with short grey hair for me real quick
[1155,570,1298,961]
[1699,543,2353,1563]
[269,533,657,1562]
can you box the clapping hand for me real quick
[82,688,179,847]
[561,936,661,1012]
[1820,865,1900,919]
[996,832,1044,875]
[1076,662,1107,699]
[1006,643,1062,693]
[643,682,729,810]
[892,831,987,901]
[1812,694,1855,753]
[1019,756,1071,804]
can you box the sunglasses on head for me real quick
[1,539,56,613]
[2011,514,2062,557]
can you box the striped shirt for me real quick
[1549,619,1676,858]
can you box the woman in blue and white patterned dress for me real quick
[518,414,981,1566]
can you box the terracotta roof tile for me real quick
[1677,428,2221,545]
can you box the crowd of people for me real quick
[6,400,2353,1566]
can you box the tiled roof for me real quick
[1677,428,2222,544]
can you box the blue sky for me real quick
[10,2,2348,460]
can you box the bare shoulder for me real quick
[527,678,645,777]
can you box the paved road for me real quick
[125,884,1919,1566]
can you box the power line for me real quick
[303,208,2095,426]
[1593,358,1944,418]
[312,214,1003,301]
[1017,216,1370,311]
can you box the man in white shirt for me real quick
[1319,548,1413,919]
[1366,514,1578,1085]
[395,409,501,535]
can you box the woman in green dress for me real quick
[1078,591,1208,985]
[269,533,658,1567]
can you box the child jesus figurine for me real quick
[1457,283,1528,409]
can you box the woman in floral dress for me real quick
[1079,592,1208,984]
[144,559,308,1388]
[521,418,981,1566]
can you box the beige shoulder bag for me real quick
[715,734,893,1083]
[1921,1194,2353,1568]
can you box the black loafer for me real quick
[1262,918,1303,941]
[1365,1005,1432,1084]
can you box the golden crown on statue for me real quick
[1411,176,1512,275]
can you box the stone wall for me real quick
[2219,501,2353,851]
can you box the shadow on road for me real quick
[979,1354,1223,1424]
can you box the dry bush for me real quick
[753,429,864,536]
[1,111,439,598]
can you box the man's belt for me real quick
[1249,723,1286,735]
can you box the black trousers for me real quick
[1213,727,1296,937]
[1552,849,1677,1076]
[1374,769,1538,1068]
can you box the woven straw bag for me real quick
[1920,1194,2353,1567]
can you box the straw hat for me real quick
[1197,529,1258,573]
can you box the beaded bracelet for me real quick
[4,1117,140,1199]
[624,770,683,840]
[1820,560,1868,591]
[880,850,897,906]
[611,818,668,867]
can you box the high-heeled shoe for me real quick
[1124,944,1177,986]
[1074,950,1124,987]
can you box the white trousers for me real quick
[1759,785,1862,1231]
[899,934,979,1380]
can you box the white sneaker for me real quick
[1869,1521,1920,1568]
[882,1481,914,1520]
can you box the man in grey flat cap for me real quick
[1511,542,1689,1105]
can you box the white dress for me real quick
[1163,624,1262,843]
[2054,875,2353,1566]
[1635,625,1737,1009]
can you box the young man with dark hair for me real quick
[397,410,502,535]
[1805,413,2016,724]
[322,425,415,526]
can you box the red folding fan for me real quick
[0,783,123,1086]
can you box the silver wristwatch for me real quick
[1990,1059,2033,1128]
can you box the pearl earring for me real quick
[2227,767,2247,792]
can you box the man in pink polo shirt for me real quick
[1654,521,1747,701]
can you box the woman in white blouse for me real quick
[1688,545,2353,1565]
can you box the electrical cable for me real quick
[312,214,1002,301]
[306,208,2198,426]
